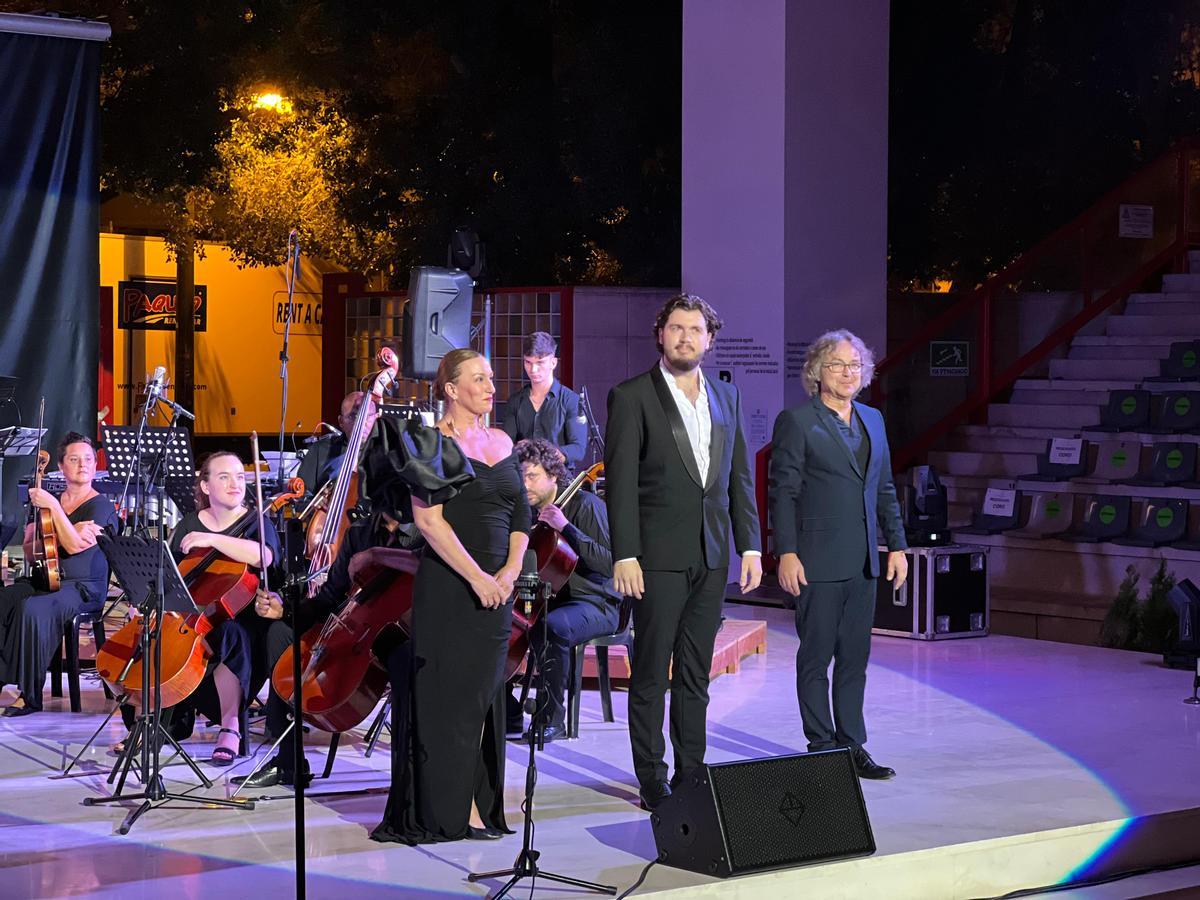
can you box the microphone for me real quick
[145,366,166,404]
[516,548,540,618]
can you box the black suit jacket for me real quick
[502,382,588,469]
[769,397,907,581]
[604,364,761,570]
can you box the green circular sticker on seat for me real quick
[1045,500,1061,517]
[1121,396,1138,415]
[1174,397,1191,416]
[1098,504,1117,525]
[1167,449,1184,469]
[1156,507,1175,528]
[1111,449,1127,466]
[1184,349,1197,369]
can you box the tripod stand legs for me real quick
[468,850,617,899]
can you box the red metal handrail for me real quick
[873,138,1200,471]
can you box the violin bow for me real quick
[250,431,270,593]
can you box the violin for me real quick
[303,347,398,592]
[504,462,604,680]
[96,477,304,707]
[29,399,60,592]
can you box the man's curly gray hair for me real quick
[801,329,876,398]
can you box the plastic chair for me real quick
[1112,498,1189,548]
[1147,391,1200,434]
[48,609,108,713]
[1021,439,1090,481]
[1063,495,1132,543]
[1084,390,1151,433]
[1005,492,1074,539]
[1146,341,1200,383]
[1122,441,1198,487]
[1072,440,1141,483]
[566,597,634,739]
[956,491,1022,535]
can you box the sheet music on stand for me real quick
[102,425,197,515]
[0,427,46,458]
[98,533,197,616]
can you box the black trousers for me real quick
[628,562,727,789]
[794,574,876,751]
[524,599,620,728]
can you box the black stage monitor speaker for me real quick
[651,749,874,878]
[403,266,474,380]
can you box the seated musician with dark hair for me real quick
[166,450,279,765]
[235,510,422,789]
[0,432,118,717]
[510,437,621,741]
[298,389,381,493]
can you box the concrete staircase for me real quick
[924,255,1200,645]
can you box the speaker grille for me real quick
[709,751,874,871]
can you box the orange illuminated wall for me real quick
[101,233,338,436]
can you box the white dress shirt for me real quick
[659,361,711,485]
[614,363,759,563]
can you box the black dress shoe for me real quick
[851,747,895,780]
[638,780,672,811]
[465,825,505,840]
[231,757,312,789]
[522,724,566,743]
[2,704,38,718]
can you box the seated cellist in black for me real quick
[165,450,279,764]
[0,432,118,717]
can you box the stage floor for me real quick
[2,606,1199,899]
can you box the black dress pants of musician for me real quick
[794,574,876,752]
[629,562,727,790]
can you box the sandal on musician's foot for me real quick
[210,728,240,766]
[2,696,39,718]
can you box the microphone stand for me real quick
[579,386,605,470]
[468,569,617,899]
[276,231,301,491]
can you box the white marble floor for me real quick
[1,606,1198,899]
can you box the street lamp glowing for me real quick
[252,92,292,113]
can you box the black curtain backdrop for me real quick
[0,27,101,538]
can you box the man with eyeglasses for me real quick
[768,330,908,781]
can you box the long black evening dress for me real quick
[0,495,118,710]
[364,419,530,845]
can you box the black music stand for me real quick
[82,533,255,833]
[0,426,44,551]
[103,425,196,527]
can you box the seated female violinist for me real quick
[0,432,118,717]
[165,450,279,764]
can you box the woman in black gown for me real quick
[368,348,531,844]
[0,432,119,716]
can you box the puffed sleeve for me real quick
[359,417,475,519]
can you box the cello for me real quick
[503,462,604,680]
[96,476,304,707]
[29,399,60,592]
[271,541,417,733]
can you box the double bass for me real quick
[96,476,304,707]
[303,348,398,587]
[29,399,60,592]
[503,462,604,680]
